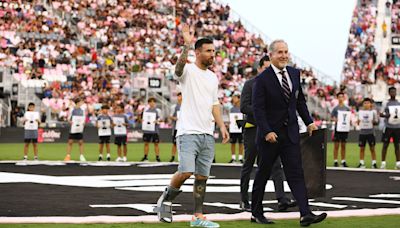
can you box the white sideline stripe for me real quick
[1,160,400,172]
[260,199,316,204]
[333,197,400,204]
[327,167,400,173]
[309,202,348,209]
[90,204,181,213]
[203,202,273,211]
[1,208,400,223]
[369,194,400,198]
[137,163,177,167]
[81,162,132,167]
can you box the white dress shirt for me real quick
[271,63,293,91]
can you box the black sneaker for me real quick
[169,156,175,162]
[156,157,161,162]
[98,156,103,161]
[141,156,148,162]
[333,161,338,167]
[229,159,235,163]
[239,159,244,164]
[342,162,348,167]
[357,163,365,168]
[372,163,378,169]
[213,158,216,163]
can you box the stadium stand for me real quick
[2,0,389,128]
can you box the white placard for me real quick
[113,117,127,135]
[298,116,307,133]
[98,119,111,136]
[24,111,39,130]
[358,110,374,129]
[142,112,156,131]
[229,113,243,133]
[336,111,351,132]
[70,116,85,133]
[388,106,400,125]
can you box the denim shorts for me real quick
[177,134,215,177]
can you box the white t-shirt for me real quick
[175,63,219,136]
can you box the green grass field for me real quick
[0,215,399,227]
[0,142,398,169]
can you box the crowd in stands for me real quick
[3,0,394,129]
[390,0,400,34]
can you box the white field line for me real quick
[0,208,400,224]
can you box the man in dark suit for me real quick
[251,39,327,226]
[240,55,296,212]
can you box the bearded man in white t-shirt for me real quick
[154,24,229,228]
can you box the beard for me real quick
[202,58,214,67]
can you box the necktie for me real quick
[280,71,290,125]
[280,71,291,102]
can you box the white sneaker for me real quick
[23,156,28,161]
[396,164,400,170]
[123,156,127,162]
[80,154,86,162]
[115,157,122,162]
[380,162,386,169]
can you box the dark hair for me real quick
[148,97,156,103]
[336,92,344,97]
[74,98,82,104]
[177,92,182,96]
[389,86,396,92]
[195,37,213,50]
[28,102,35,107]
[258,55,270,68]
[117,103,124,109]
[362,98,372,103]
[101,104,110,110]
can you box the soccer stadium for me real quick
[0,0,399,227]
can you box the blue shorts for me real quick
[177,134,215,177]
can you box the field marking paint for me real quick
[0,171,332,192]
[1,161,400,173]
[309,202,348,209]
[1,208,400,224]
[369,194,400,198]
[333,197,400,205]
[90,204,181,213]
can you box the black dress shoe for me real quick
[278,200,297,212]
[240,201,251,212]
[300,212,327,227]
[251,216,274,224]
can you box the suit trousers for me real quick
[251,126,310,217]
[240,127,289,204]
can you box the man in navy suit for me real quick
[251,39,327,226]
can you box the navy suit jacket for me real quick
[252,65,313,144]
